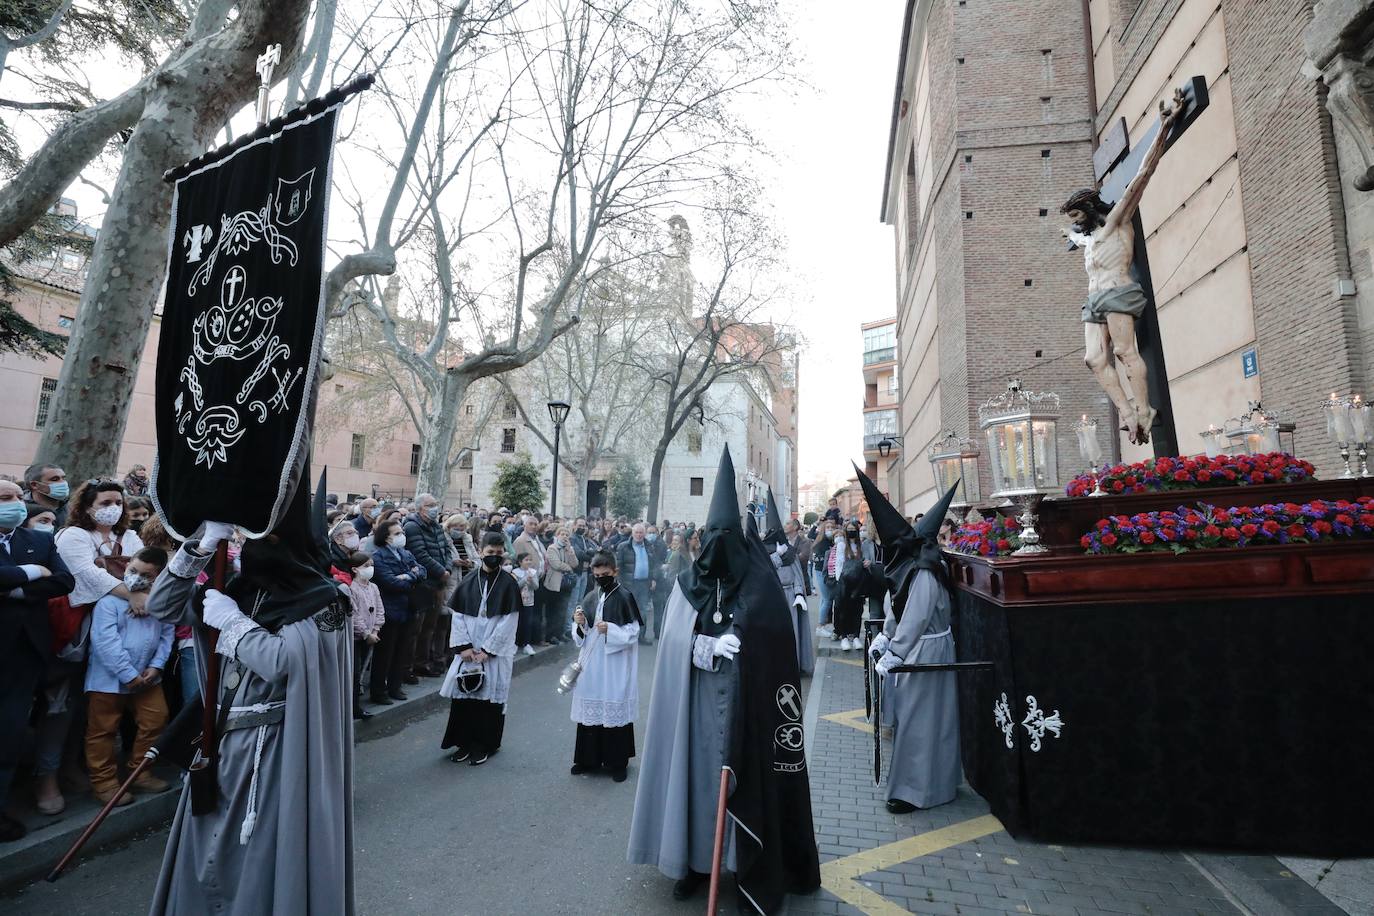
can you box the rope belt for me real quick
[919,627,952,641]
[223,701,285,845]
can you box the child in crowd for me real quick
[347,551,384,720]
[512,552,539,615]
[84,546,174,805]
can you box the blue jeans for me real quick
[178,645,199,705]
[813,568,833,626]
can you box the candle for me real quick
[1351,396,1368,444]
[1334,396,1355,444]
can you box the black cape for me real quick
[853,465,958,621]
[587,582,643,627]
[449,566,520,617]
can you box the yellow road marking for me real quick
[830,656,865,668]
[820,815,1006,914]
[821,707,873,734]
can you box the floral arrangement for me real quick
[1079,497,1374,555]
[951,514,1022,557]
[1065,452,1316,498]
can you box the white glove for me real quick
[774,542,787,557]
[869,633,890,660]
[199,521,236,553]
[875,653,897,676]
[793,594,807,611]
[202,588,247,630]
[712,633,742,660]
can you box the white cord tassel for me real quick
[240,724,268,845]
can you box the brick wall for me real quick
[1222,0,1362,475]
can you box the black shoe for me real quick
[448,749,470,763]
[388,689,409,701]
[370,695,394,706]
[886,799,918,814]
[570,764,591,775]
[353,707,373,720]
[402,675,420,685]
[611,768,628,783]
[0,814,26,843]
[672,871,707,900]
[469,752,490,766]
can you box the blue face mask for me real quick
[0,501,27,530]
[645,533,657,542]
[46,481,69,501]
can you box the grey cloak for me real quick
[627,581,737,876]
[769,549,813,676]
[147,542,355,915]
[878,568,960,809]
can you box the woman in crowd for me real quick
[831,519,873,651]
[125,497,153,539]
[24,503,56,533]
[328,519,361,579]
[544,526,578,646]
[369,518,426,705]
[38,479,145,815]
[663,532,692,582]
[346,551,384,720]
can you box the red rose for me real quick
[1336,514,1354,527]
[1183,528,1198,541]
[1222,527,1239,541]
[1313,520,1332,535]
[1080,535,1092,548]
[1240,524,1258,537]
[1360,513,1374,526]
[1172,470,1188,482]
[1197,470,1212,482]
[1161,528,1178,541]
[1287,524,1305,538]
[1213,510,1230,524]
[1112,481,1125,493]
[1139,530,1156,544]
[1100,533,1118,547]
[1222,469,1236,481]
[1261,520,1280,534]
[1203,525,1221,538]
[1096,519,1111,530]
[1124,475,1137,487]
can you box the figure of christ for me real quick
[1061,87,1185,445]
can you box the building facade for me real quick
[861,317,902,503]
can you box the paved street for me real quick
[1,630,1361,915]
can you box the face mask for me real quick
[595,574,617,592]
[369,507,381,519]
[93,504,124,527]
[0,502,27,529]
[343,531,360,549]
[356,566,375,582]
[31,523,55,534]
[389,533,407,549]
[482,554,503,570]
[846,529,859,540]
[576,528,586,536]
[47,481,70,501]
[123,570,153,593]
[646,533,657,542]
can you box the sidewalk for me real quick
[0,642,572,891]
[796,649,1353,915]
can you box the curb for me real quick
[0,643,574,893]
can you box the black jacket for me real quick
[615,538,666,583]
[402,515,450,590]
[1,526,76,659]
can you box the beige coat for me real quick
[543,540,576,592]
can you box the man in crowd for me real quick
[616,523,664,645]
[24,462,69,528]
[353,497,379,540]
[823,498,842,525]
[0,479,75,842]
[404,494,452,677]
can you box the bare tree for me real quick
[329,0,791,503]
[26,2,315,481]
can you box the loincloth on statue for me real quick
[1081,282,1147,324]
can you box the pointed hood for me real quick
[677,446,749,636]
[764,487,786,544]
[915,477,960,541]
[854,462,913,552]
[746,508,762,544]
[852,466,957,621]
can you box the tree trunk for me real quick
[646,437,670,525]
[34,4,311,482]
[415,372,468,503]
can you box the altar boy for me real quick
[570,550,642,782]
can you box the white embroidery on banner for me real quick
[1021,695,1064,752]
[776,684,802,721]
[993,692,1015,749]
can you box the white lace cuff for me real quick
[216,614,261,661]
[169,543,213,580]
[692,635,722,672]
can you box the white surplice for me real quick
[570,588,639,728]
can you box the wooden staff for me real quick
[706,765,731,914]
[189,541,228,815]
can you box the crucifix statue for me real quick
[255,43,281,125]
[1061,87,1187,446]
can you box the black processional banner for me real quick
[151,105,340,541]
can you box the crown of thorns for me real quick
[1061,188,1110,214]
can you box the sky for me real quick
[751,1,903,486]
[45,0,904,490]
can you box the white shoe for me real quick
[840,637,852,651]
[814,626,827,637]
[521,645,536,657]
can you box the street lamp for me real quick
[547,400,571,515]
[877,436,902,458]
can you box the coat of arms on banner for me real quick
[152,106,341,541]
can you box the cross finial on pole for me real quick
[255,44,282,125]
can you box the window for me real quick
[57,315,73,329]
[465,404,474,415]
[409,444,421,476]
[904,147,920,258]
[862,324,896,365]
[501,428,516,453]
[687,425,702,454]
[863,409,898,451]
[34,377,58,428]
[60,248,82,272]
[690,477,704,496]
[502,397,517,419]
[459,452,473,469]
[350,433,366,468]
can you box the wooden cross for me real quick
[1088,76,1209,458]
[255,44,282,125]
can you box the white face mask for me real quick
[93,504,124,527]
[356,565,374,582]
[123,570,153,592]
[32,523,55,534]
[389,532,407,549]
[343,531,360,549]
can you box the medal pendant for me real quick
[225,669,241,690]
[713,610,723,625]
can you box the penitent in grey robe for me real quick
[770,550,813,676]
[878,569,960,809]
[628,582,737,877]
[146,543,355,915]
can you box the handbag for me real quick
[456,661,485,695]
[48,594,88,655]
[94,535,131,582]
